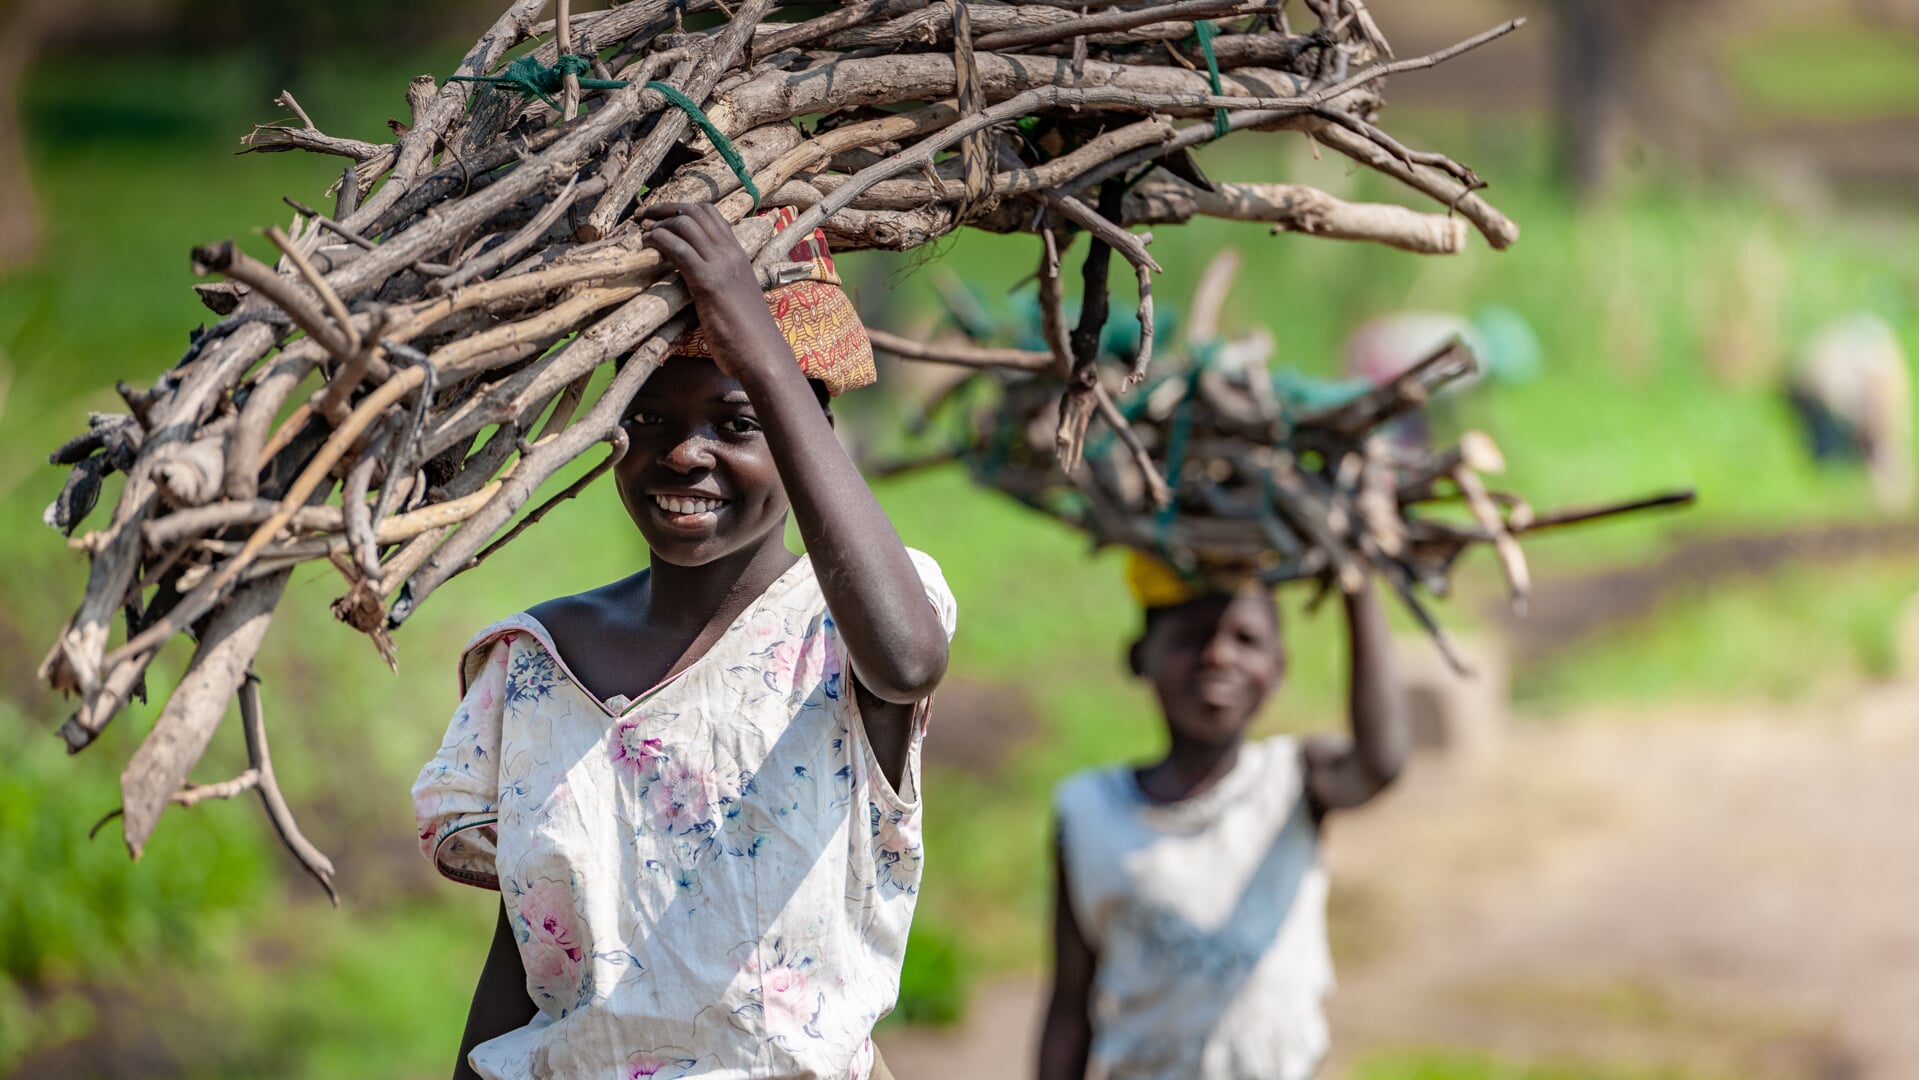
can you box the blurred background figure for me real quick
[1785,312,1914,513]
[1340,306,1541,446]
[1343,307,1543,391]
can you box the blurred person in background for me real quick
[1037,557,1406,1080]
[1343,305,1543,391]
[1342,306,1541,447]
[1785,311,1913,513]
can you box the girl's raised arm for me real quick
[1304,581,1407,815]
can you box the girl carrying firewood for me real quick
[412,203,955,1080]
[1038,556,1406,1080]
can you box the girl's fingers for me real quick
[644,222,701,267]
[690,203,731,243]
[638,202,700,222]
[643,205,731,258]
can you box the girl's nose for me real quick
[660,432,716,472]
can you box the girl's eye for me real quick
[623,411,665,427]
[721,416,762,435]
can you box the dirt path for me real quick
[877,679,1919,1079]
[1492,521,1919,665]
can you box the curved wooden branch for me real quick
[1123,177,1470,254]
[239,671,338,905]
[867,327,1054,371]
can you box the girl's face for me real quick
[1133,590,1285,748]
[614,357,790,567]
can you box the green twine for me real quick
[1191,21,1230,139]
[447,54,760,210]
[645,81,762,210]
[447,53,627,112]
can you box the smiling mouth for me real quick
[1194,672,1246,708]
[652,494,728,516]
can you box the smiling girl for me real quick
[412,203,956,1080]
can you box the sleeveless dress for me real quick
[412,551,957,1079]
[1054,737,1332,1080]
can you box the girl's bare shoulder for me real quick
[525,574,649,646]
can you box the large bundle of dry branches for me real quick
[40,0,1526,893]
[870,253,1695,671]
[871,258,1696,675]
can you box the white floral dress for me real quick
[413,551,957,1080]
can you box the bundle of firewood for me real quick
[39,0,1527,891]
[870,253,1695,670]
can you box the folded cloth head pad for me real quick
[671,206,877,398]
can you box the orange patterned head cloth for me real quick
[672,206,877,398]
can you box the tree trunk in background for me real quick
[0,0,59,269]
[1552,0,1631,201]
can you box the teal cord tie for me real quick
[1191,21,1231,139]
[645,81,762,210]
[446,55,761,209]
[1154,368,1203,547]
[447,53,626,112]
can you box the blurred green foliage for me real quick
[1725,22,1919,121]
[2,32,1917,1076]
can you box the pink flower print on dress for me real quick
[763,639,802,686]
[870,803,923,895]
[737,606,785,644]
[761,964,819,1036]
[728,940,763,976]
[646,758,724,834]
[515,878,588,1005]
[626,1050,697,1078]
[608,717,668,776]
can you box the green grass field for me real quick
[3,40,1917,1077]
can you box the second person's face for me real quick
[1138,590,1286,747]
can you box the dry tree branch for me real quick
[867,328,1055,371]
[1124,178,1469,254]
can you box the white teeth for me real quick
[654,495,725,515]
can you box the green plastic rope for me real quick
[1191,21,1231,139]
[446,55,761,209]
[447,53,626,112]
[645,81,762,210]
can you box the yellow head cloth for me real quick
[672,206,877,398]
[1126,551,1200,611]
